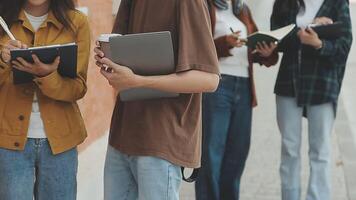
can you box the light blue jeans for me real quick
[276,96,335,200]
[0,139,78,200]
[104,145,182,200]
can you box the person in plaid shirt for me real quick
[271,0,352,200]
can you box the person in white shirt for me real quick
[195,0,278,199]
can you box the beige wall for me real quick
[76,0,116,151]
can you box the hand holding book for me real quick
[228,29,246,48]
[12,54,60,78]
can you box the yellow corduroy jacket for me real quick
[0,9,90,154]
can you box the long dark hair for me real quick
[0,0,75,35]
[272,0,305,24]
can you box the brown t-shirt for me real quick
[109,0,219,168]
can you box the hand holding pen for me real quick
[228,27,247,48]
[0,16,27,63]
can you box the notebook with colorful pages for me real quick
[10,43,77,84]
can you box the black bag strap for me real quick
[181,167,200,183]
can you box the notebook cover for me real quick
[10,43,78,84]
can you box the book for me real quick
[10,43,78,84]
[308,21,344,39]
[109,31,178,101]
[246,24,296,49]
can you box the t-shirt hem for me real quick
[112,144,201,168]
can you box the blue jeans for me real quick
[0,139,78,200]
[196,75,253,200]
[276,96,334,200]
[104,145,182,200]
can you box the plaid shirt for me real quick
[271,0,353,106]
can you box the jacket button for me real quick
[18,115,25,121]
[14,142,20,147]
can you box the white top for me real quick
[25,11,48,139]
[296,0,324,28]
[214,2,249,77]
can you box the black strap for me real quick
[181,167,200,183]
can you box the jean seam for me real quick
[166,165,171,200]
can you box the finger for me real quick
[94,55,103,62]
[262,42,269,50]
[307,27,317,36]
[21,43,28,49]
[9,40,22,48]
[256,42,263,50]
[53,56,60,66]
[94,47,104,57]
[95,40,100,47]
[1,48,11,56]
[12,61,31,73]
[100,68,113,80]
[12,60,25,68]
[96,61,105,68]
[32,54,42,65]
[101,58,121,72]
[17,57,32,68]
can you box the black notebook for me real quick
[246,24,296,49]
[10,43,78,84]
[309,21,344,39]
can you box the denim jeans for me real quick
[0,139,78,200]
[104,145,182,200]
[195,75,253,200]
[276,96,335,200]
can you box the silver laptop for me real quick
[109,31,179,101]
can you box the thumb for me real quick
[54,56,60,66]
[101,57,121,72]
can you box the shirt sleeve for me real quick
[176,0,220,75]
[318,0,353,61]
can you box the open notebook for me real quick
[246,24,296,49]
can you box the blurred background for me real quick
[73,0,356,199]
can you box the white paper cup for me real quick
[97,34,121,59]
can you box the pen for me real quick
[0,16,16,40]
[230,27,247,43]
[230,27,235,33]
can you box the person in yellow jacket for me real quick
[0,0,90,199]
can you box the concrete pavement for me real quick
[77,61,354,200]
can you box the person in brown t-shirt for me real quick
[94,0,220,199]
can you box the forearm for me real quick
[136,70,220,93]
[214,36,233,58]
[35,71,87,102]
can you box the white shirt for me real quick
[24,11,48,139]
[214,2,249,77]
[297,0,324,28]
